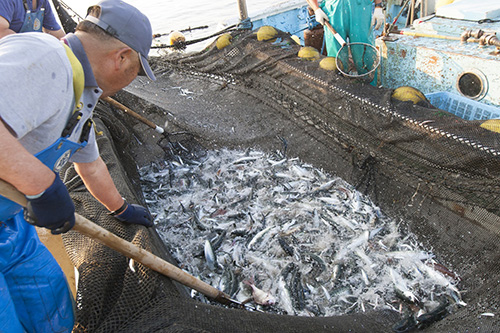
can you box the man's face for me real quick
[99,48,141,98]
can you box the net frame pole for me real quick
[237,0,248,21]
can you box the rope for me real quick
[152,24,241,49]
[153,25,209,38]
[56,0,84,21]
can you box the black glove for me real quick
[25,173,75,234]
[112,202,153,227]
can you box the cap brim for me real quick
[139,53,156,81]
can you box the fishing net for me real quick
[59,27,500,332]
[336,42,381,82]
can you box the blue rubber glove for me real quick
[25,173,75,234]
[114,203,153,227]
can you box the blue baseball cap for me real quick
[85,0,156,81]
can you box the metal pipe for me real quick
[237,0,248,21]
[384,0,412,36]
[400,31,461,41]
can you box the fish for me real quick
[128,259,136,273]
[210,230,227,251]
[390,268,419,304]
[304,252,327,280]
[426,260,461,282]
[330,263,343,284]
[311,179,338,194]
[447,288,467,307]
[416,299,449,329]
[277,236,294,257]
[140,148,464,321]
[243,280,276,306]
[218,266,239,297]
[277,277,295,314]
[204,239,218,271]
[268,158,287,167]
[318,197,341,206]
[247,225,273,250]
[360,268,370,286]
[288,269,305,310]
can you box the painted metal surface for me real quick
[250,2,310,44]
[223,0,310,44]
[239,3,500,111]
[376,16,500,107]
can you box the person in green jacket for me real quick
[307,0,384,81]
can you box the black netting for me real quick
[61,29,500,332]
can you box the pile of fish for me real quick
[140,148,465,325]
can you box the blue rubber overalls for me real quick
[19,0,45,33]
[321,0,377,83]
[0,44,89,333]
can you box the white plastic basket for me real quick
[426,92,500,120]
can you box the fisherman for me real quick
[0,0,65,38]
[0,0,155,331]
[306,0,384,78]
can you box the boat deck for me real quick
[377,16,500,107]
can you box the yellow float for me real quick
[480,119,500,133]
[257,26,278,42]
[319,57,339,71]
[168,31,186,45]
[216,33,233,50]
[298,46,320,61]
[391,86,428,105]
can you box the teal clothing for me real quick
[321,0,377,83]
[321,0,374,57]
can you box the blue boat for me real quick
[228,0,500,119]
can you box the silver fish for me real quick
[204,239,218,271]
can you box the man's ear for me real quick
[115,47,134,70]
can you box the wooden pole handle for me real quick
[324,20,346,47]
[101,96,165,134]
[72,215,229,302]
[0,179,229,303]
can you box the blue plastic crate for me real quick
[426,92,500,120]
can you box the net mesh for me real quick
[336,42,380,81]
[60,29,500,332]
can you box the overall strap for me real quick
[61,43,85,139]
[62,43,84,109]
[22,0,43,11]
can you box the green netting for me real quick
[61,29,500,332]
